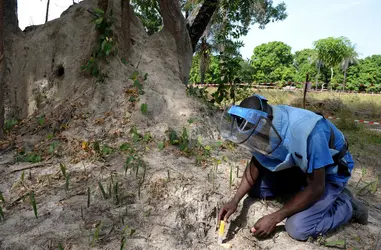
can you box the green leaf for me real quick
[187,118,195,124]
[102,145,113,156]
[98,182,108,199]
[121,57,128,65]
[95,17,104,25]
[158,142,165,150]
[128,96,136,102]
[130,71,139,81]
[101,40,107,51]
[20,171,25,182]
[60,163,67,178]
[38,116,45,126]
[94,8,105,15]
[140,103,148,114]
[132,133,140,142]
[119,143,130,151]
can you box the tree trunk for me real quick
[187,0,218,52]
[200,38,207,84]
[0,0,4,139]
[159,0,193,84]
[315,65,320,90]
[121,0,131,54]
[45,0,50,23]
[4,0,19,32]
[343,69,347,92]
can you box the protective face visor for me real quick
[219,103,282,155]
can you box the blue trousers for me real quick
[248,165,353,241]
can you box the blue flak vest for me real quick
[252,105,350,177]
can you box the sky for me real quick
[18,0,381,60]
[240,0,381,60]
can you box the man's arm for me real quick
[232,156,259,203]
[218,157,259,221]
[252,167,326,238]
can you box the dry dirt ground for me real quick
[0,108,380,250]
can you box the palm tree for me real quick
[310,50,324,91]
[341,44,358,91]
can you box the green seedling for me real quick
[21,171,25,183]
[140,103,148,114]
[60,163,70,190]
[102,145,113,156]
[30,191,38,218]
[114,181,119,205]
[0,206,4,220]
[58,242,64,250]
[143,133,151,143]
[157,142,165,150]
[108,181,112,199]
[121,57,128,65]
[120,236,126,250]
[60,163,67,178]
[65,173,70,190]
[38,116,45,126]
[48,141,59,153]
[0,191,5,203]
[124,155,134,174]
[98,182,108,199]
[87,187,91,208]
[119,143,130,151]
[91,222,103,247]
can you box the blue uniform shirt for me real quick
[253,118,354,184]
[306,118,354,183]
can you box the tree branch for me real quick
[187,0,218,52]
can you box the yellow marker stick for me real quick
[218,220,225,244]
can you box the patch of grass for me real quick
[16,151,42,163]
[4,119,18,134]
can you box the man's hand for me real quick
[218,200,238,222]
[251,213,283,238]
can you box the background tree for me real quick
[341,43,358,90]
[313,36,350,85]
[251,41,295,83]
[131,0,162,35]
